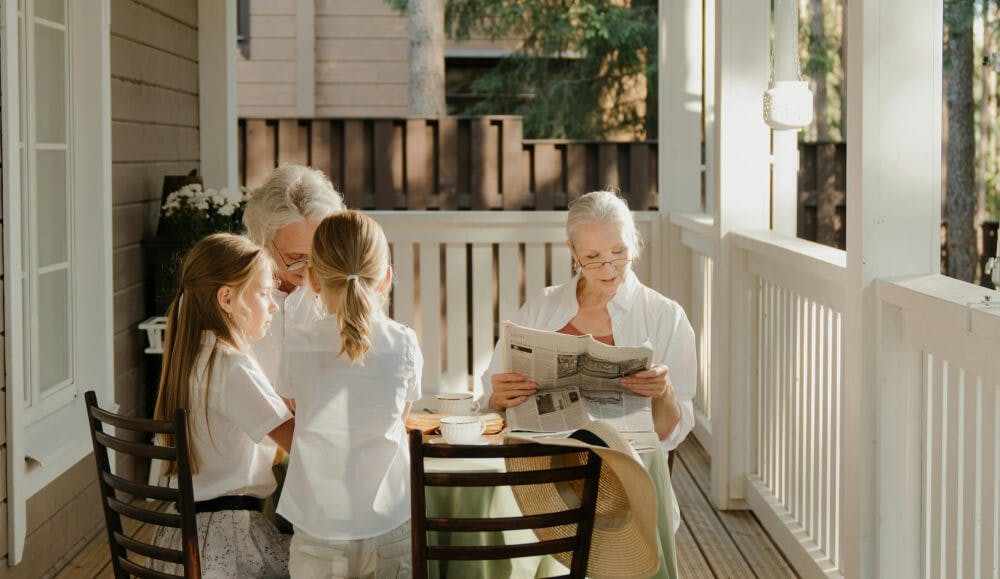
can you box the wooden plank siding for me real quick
[0,0,198,575]
[238,117,661,211]
[238,1,523,118]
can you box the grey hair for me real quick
[243,165,345,247]
[566,191,642,260]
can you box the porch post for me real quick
[199,0,239,192]
[845,0,943,576]
[709,0,771,508]
[659,0,706,308]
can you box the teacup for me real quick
[435,392,479,415]
[440,415,486,444]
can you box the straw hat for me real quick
[505,420,660,579]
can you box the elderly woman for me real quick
[481,190,697,450]
[243,165,345,383]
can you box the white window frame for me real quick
[0,0,112,565]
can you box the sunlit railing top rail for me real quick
[732,230,847,578]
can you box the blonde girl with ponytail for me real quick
[276,211,423,577]
[151,233,294,577]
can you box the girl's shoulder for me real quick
[371,315,419,351]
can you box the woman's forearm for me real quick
[651,391,681,442]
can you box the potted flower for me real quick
[145,182,254,314]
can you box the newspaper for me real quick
[502,322,655,433]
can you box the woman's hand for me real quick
[489,373,537,409]
[620,364,672,399]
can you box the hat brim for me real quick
[504,421,661,579]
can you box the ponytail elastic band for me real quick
[346,274,360,282]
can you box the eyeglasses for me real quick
[576,256,632,271]
[271,241,308,272]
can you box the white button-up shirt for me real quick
[479,269,697,451]
[253,284,324,386]
[277,314,423,540]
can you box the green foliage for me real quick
[388,0,657,139]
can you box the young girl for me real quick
[153,233,295,578]
[277,211,422,578]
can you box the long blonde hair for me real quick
[310,211,389,364]
[154,233,273,474]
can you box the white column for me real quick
[199,0,239,192]
[659,0,706,309]
[771,0,799,237]
[660,0,704,215]
[710,0,772,508]
[295,0,315,117]
[845,0,943,576]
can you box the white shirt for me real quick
[253,284,324,385]
[479,270,696,533]
[277,314,423,541]
[479,270,696,450]
[188,333,294,501]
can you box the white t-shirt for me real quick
[187,333,294,501]
[253,284,324,386]
[276,314,423,541]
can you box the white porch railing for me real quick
[370,211,662,394]
[878,276,1000,578]
[670,213,716,450]
[731,230,847,578]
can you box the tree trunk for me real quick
[945,0,977,282]
[408,0,446,116]
[980,0,996,227]
[810,0,829,141]
[838,0,846,139]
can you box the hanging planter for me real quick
[763,0,813,131]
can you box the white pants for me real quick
[289,522,411,579]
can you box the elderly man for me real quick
[243,165,345,383]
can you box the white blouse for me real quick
[277,314,423,541]
[252,284,324,386]
[187,333,293,501]
[479,269,697,452]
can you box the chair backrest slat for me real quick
[423,465,592,487]
[84,390,201,578]
[425,509,582,532]
[117,556,186,579]
[421,443,587,459]
[94,430,177,461]
[88,404,176,434]
[113,531,185,564]
[426,537,579,561]
[409,429,602,579]
[101,471,179,502]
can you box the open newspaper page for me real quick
[502,322,655,433]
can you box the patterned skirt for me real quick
[150,508,291,578]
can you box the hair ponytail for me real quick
[310,211,390,365]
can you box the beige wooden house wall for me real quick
[0,1,199,575]
[238,0,521,118]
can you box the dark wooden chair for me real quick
[408,429,602,579]
[84,390,200,579]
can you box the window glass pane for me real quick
[22,287,30,404]
[19,148,28,269]
[34,0,64,24]
[33,23,66,143]
[36,150,68,267]
[38,268,71,394]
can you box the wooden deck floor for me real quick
[60,437,795,578]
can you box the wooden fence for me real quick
[238,117,659,211]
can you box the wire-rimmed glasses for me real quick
[271,241,308,272]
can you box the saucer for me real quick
[429,436,490,445]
